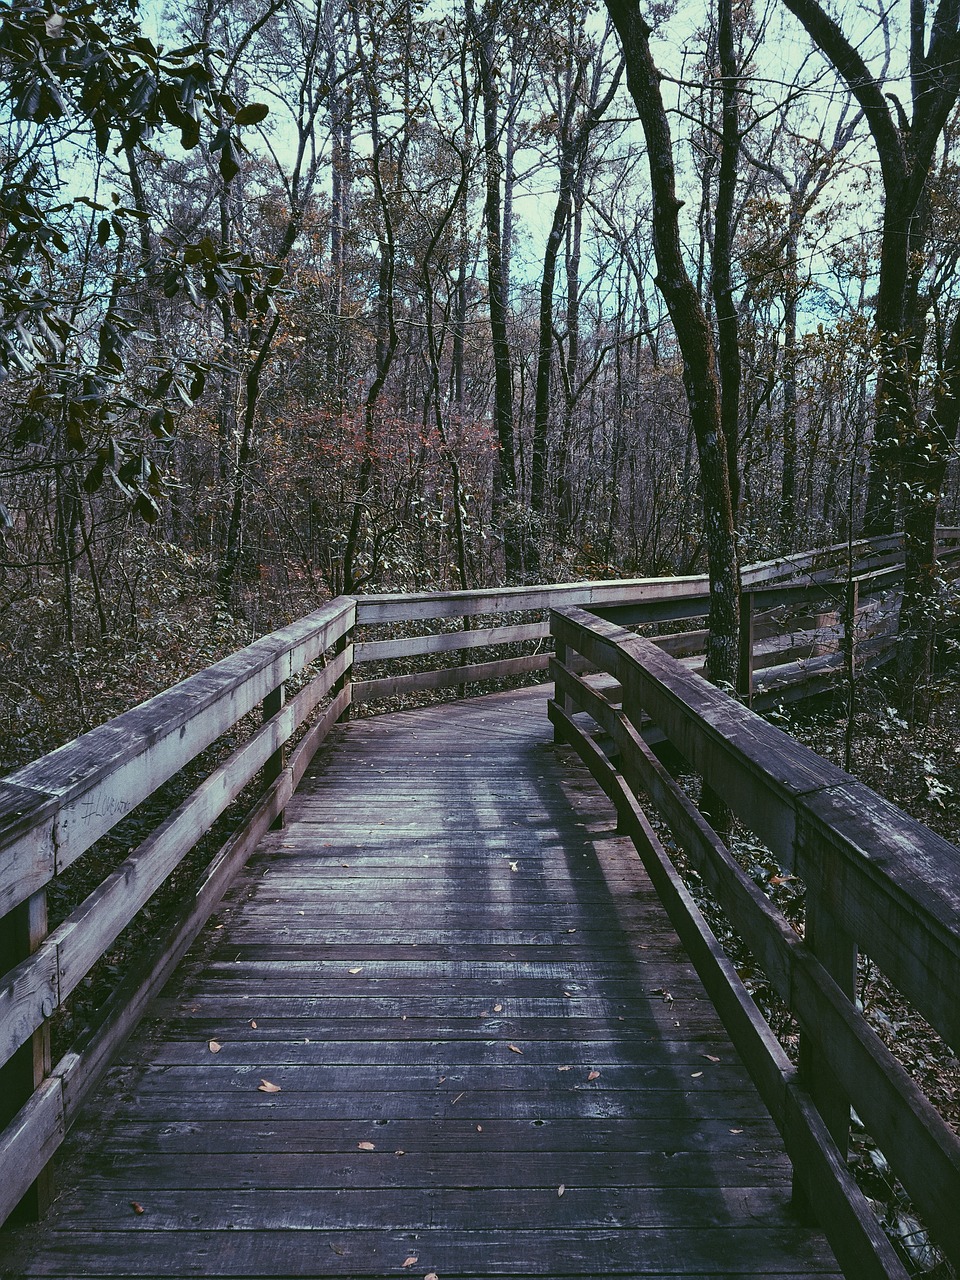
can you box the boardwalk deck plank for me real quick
[0,686,839,1278]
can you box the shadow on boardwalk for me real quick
[0,686,840,1279]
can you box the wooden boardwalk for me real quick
[1,686,841,1279]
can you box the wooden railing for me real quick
[548,608,960,1280]
[1,529,958,1237]
[0,598,355,1225]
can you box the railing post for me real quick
[737,590,754,705]
[263,680,286,829]
[0,889,54,1222]
[553,625,573,743]
[333,632,351,723]
[842,579,859,687]
[793,888,857,1214]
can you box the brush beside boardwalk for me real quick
[0,533,959,1278]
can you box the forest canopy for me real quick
[2,0,960,744]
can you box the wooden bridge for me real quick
[1,534,959,1279]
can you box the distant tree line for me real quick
[1,0,959,717]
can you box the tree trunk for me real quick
[466,0,523,582]
[605,0,740,686]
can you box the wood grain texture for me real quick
[0,685,837,1279]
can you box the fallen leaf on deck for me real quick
[358,1141,376,1150]
[730,1128,743,1134]
[129,1201,145,1215]
[207,1040,222,1053]
[425,1273,439,1280]
[567,928,576,933]
[258,1079,281,1093]
[691,1071,703,1078]
[476,1125,482,1132]
[250,1021,258,1029]
[587,1070,600,1081]
[402,1256,418,1268]
[509,861,519,872]
[557,1065,572,1072]
[493,1004,503,1012]
[349,967,363,974]
[701,1054,720,1063]
[507,1044,523,1054]
[558,1184,565,1197]
[395,1149,405,1156]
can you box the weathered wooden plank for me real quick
[354,621,548,663]
[0,1077,64,1228]
[354,575,710,624]
[353,653,549,702]
[125,1034,746,1068]
[104,1085,767,1122]
[7,1228,841,1276]
[57,1183,801,1230]
[92,1113,789,1156]
[79,1147,792,1189]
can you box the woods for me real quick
[3,0,960,755]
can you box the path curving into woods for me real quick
[0,686,840,1278]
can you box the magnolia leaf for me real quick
[587,1070,600,1081]
[348,967,362,974]
[234,102,270,125]
[558,1184,565,1197]
[129,1201,145,1215]
[257,1079,281,1093]
[207,1040,222,1053]
[507,1044,523,1054]
[358,1141,375,1151]
[402,1257,418,1268]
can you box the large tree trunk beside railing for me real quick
[604,0,740,688]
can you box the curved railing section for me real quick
[548,607,960,1280]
